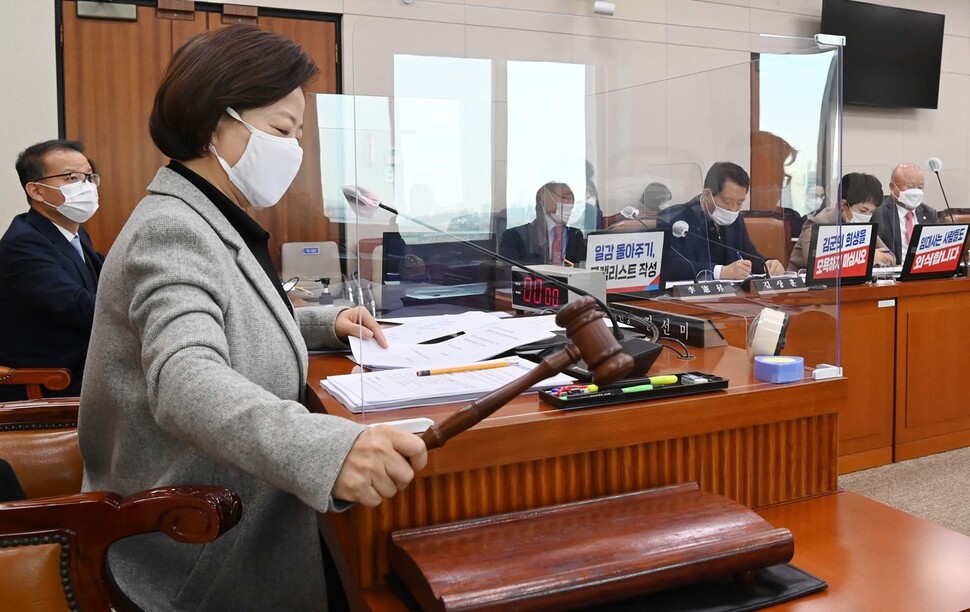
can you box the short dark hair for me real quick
[704,162,750,195]
[149,25,319,161]
[15,139,86,205]
[641,182,672,211]
[840,173,883,207]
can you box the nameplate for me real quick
[743,277,808,295]
[671,281,740,300]
[611,303,727,348]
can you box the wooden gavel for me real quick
[420,297,634,450]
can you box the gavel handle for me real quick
[420,345,582,450]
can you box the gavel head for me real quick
[555,296,634,384]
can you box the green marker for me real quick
[647,375,679,386]
[620,384,654,393]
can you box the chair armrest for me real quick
[0,366,72,399]
[0,486,242,611]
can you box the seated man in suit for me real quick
[871,162,939,264]
[0,140,104,401]
[500,182,586,266]
[658,162,785,281]
[788,173,896,272]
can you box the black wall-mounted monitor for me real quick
[821,0,945,109]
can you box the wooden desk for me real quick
[758,491,970,610]
[355,490,970,611]
[308,347,845,599]
[624,276,970,473]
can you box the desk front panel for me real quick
[895,287,970,460]
[308,348,843,590]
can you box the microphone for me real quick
[926,157,967,267]
[927,157,956,220]
[619,206,641,221]
[671,220,774,278]
[342,185,661,375]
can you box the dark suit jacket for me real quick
[871,196,938,264]
[499,217,586,266]
[657,195,769,281]
[0,208,103,400]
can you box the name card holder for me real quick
[743,277,808,296]
[611,303,726,348]
[671,281,740,300]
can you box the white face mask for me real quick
[812,196,825,209]
[710,203,739,226]
[39,180,99,223]
[210,107,303,208]
[850,210,872,224]
[548,202,574,225]
[658,200,673,210]
[895,187,923,210]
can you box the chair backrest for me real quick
[281,241,342,283]
[0,398,242,612]
[0,366,72,400]
[938,208,970,223]
[0,398,81,498]
[741,211,793,268]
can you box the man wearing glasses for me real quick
[0,139,104,400]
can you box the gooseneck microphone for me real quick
[619,209,700,281]
[927,157,956,221]
[927,157,968,267]
[671,220,773,278]
[342,185,663,374]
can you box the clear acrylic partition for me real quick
[304,21,844,421]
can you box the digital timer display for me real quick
[511,270,567,311]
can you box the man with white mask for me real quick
[0,139,104,400]
[658,162,785,281]
[788,173,896,272]
[872,162,939,264]
[500,181,586,265]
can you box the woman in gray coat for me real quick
[78,25,427,611]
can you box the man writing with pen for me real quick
[657,162,785,281]
[787,173,896,272]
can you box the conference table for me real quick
[306,277,970,610]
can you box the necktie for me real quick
[551,225,564,265]
[905,210,915,246]
[70,235,85,263]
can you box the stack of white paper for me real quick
[348,313,562,370]
[320,357,575,413]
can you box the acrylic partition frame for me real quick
[292,24,846,422]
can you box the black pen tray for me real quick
[540,372,728,410]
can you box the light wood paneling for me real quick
[61,2,338,266]
[62,2,182,254]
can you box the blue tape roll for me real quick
[753,356,804,383]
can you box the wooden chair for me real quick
[0,398,242,611]
[0,366,72,400]
[937,208,970,223]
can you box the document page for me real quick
[350,315,559,370]
[321,356,575,412]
